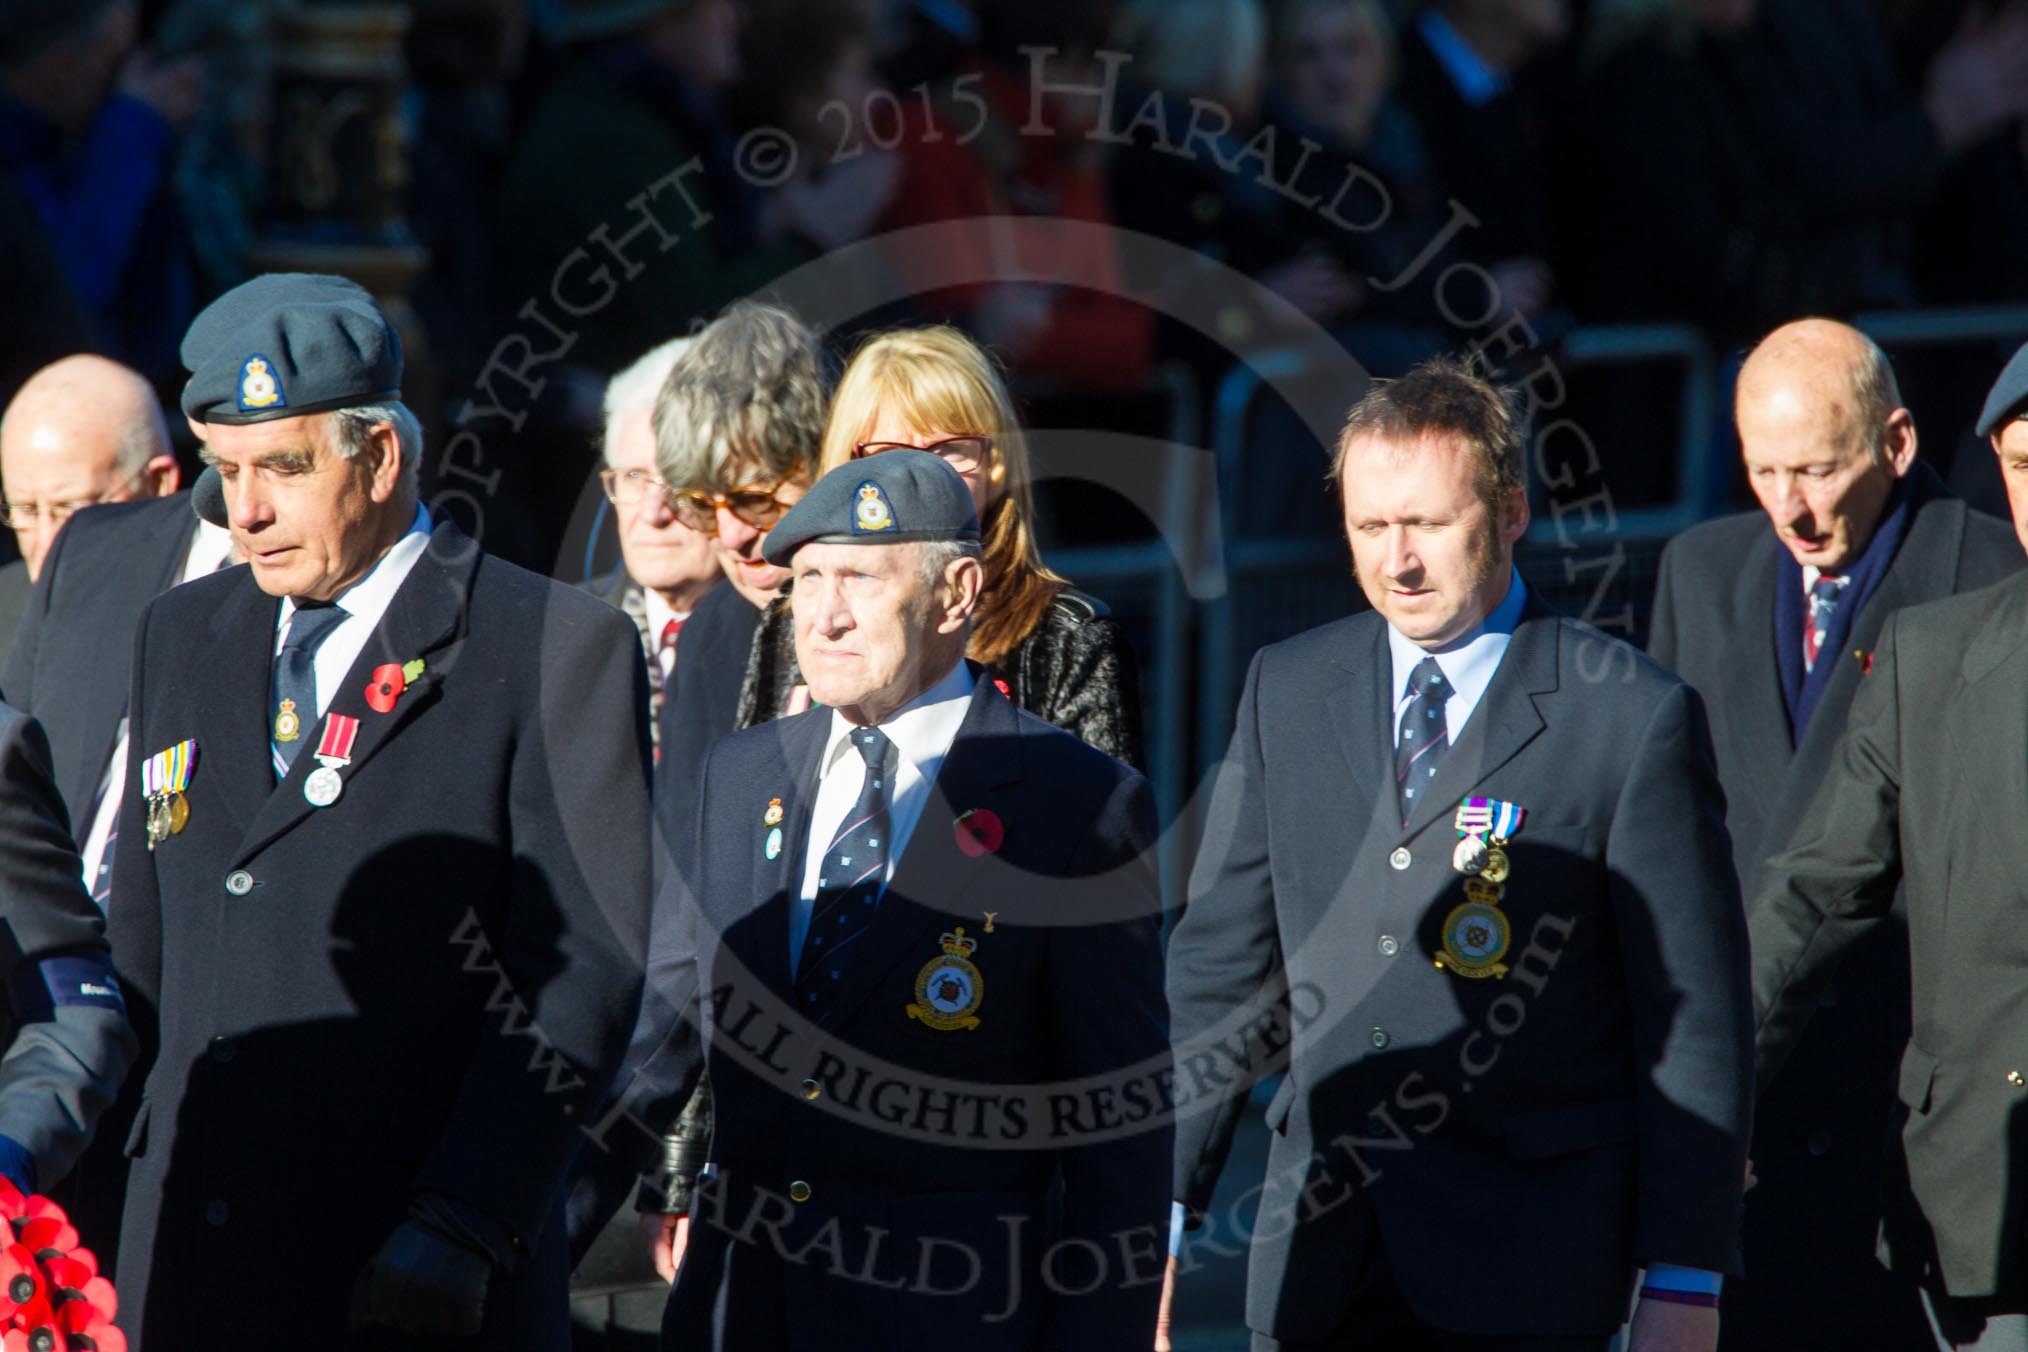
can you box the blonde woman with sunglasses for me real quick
[735,325,1144,769]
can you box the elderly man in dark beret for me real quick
[105,273,652,1349]
[642,451,1171,1352]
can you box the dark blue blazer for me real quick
[651,674,1172,1352]
[1169,600,1754,1341]
[2,493,198,835]
[106,517,652,1350]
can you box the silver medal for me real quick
[1452,833,1489,875]
[304,765,344,808]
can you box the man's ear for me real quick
[1500,486,1530,546]
[365,422,405,503]
[143,452,181,497]
[938,556,985,635]
[1882,408,1918,477]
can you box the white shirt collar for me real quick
[1801,565,1852,592]
[819,658,976,784]
[1418,9,1510,108]
[1386,569,1528,737]
[178,520,236,583]
[277,503,432,633]
[641,586,680,645]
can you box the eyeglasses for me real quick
[599,467,675,508]
[0,468,148,529]
[665,474,803,533]
[851,435,993,476]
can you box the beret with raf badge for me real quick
[179,272,402,426]
[762,449,980,566]
[1976,340,2028,437]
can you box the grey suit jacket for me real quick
[0,561,28,680]
[1753,569,2028,1299]
[0,703,134,1189]
[1169,598,1753,1340]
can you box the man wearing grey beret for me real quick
[105,273,652,1348]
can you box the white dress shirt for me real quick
[1385,568,1528,748]
[642,587,683,684]
[273,504,432,721]
[79,519,238,895]
[788,659,975,972]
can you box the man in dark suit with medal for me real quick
[1647,319,2019,1349]
[1752,342,2028,1351]
[105,274,653,1348]
[1161,358,1753,1351]
[645,450,1171,1351]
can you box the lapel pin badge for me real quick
[1854,649,1873,675]
[906,927,984,1031]
[954,808,1004,858]
[365,658,426,714]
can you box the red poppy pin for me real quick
[1853,648,1873,675]
[992,679,1011,699]
[954,808,1004,857]
[365,658,427,714]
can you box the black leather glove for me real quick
[349,1213,493,1336]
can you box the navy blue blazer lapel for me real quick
[816,677,1023,1034]
[1324,619,1391,835]
[1725,529,1793,815]
[722,709,830,1005]
[1947,572,2028,866]
[74,505,200,819]
[1402,599,1555,838]
[196,571,285,837]
[231,520,476,866]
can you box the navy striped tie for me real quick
[271,603,346,778]
[1395,656,1452,825]
[796,727,894,1017]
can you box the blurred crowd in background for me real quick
[4,0,2028,583]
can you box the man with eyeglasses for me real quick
[0,355,182,666]
[563,300,831,1303]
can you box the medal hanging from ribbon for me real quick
[142,740,198,850]
[303,714,359,808]
[1438,796,1527,980]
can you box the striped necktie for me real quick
[796,727,894,1018]
[271,603,347,778]
[1395,656,1452,825]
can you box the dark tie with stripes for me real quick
[1395,656,1452,825]
[271,603,346,779]
[796,727,894,1018]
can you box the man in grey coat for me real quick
[1752,342,2028,1351]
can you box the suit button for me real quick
[1369,1027,1389,1049]
[1808,1130,1833,1158]
[2009,1071,2024,1088]
[205,1200,229,1226]
[225,870,253,896]
[1389,848,1411,871]
[801,1079,821,1101]
[208,1036,235,1064]
[788,1180,812,1203]
[1377,935,1400,958]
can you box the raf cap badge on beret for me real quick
[853,481,897,533]
[238,355,285,412]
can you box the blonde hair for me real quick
[820,327,1065,666]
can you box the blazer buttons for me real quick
[1369,1027,1390,1049]
[1377,935,1400,958]
[788,1180,812,1203]
[2009,1071,2024,1088]
[801,1079,822,1101]
[204,1199,230,1226]
[225,870,253,896]
[1388,848,1411,871]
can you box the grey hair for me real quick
[917,538,983,587]
[1849,336,1904,453]
[653,301,832,494]
[602,336,694,466]
[332,402,424,486]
